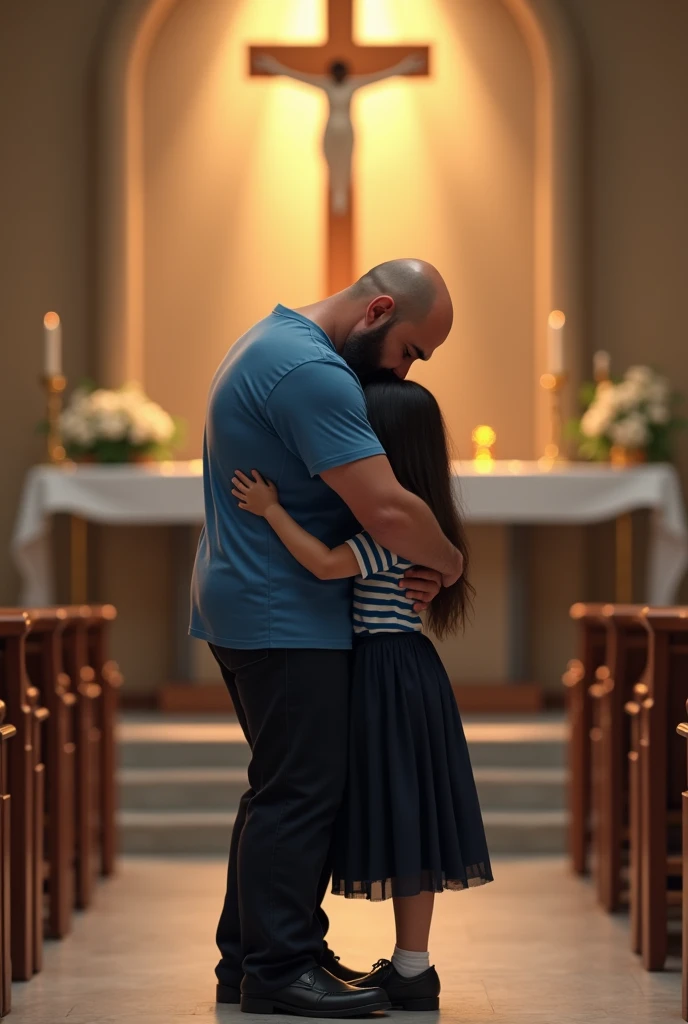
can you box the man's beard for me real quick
[339,317,397,384]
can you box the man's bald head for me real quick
[350,258,452,327]
[338,259,453,381]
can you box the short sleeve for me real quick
[345,531,399,579]
[265,360,384,477]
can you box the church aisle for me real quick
[10,857,679,1024]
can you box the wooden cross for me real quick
[250,0,429,294]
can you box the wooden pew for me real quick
[85,605,121,877]
[24,608,76,939]
[61,606,101,910]
[589,604,648,913]
[563,603,608,874]
[27,677,48,974]
[0,610,39,979]
[0,700,16,1017]
[625,648,645,956]
[676,701,688,1020]
[630,607,688,970]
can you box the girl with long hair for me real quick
[232,377,492,1011]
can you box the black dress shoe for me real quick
[240,966,391,1017]
[215,947,367,1002]
[216,982,241,1004]
[355,959,440,1011]
[321,946,368,983]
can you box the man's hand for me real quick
[399,567,442,613]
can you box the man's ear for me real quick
[365,295,395,325]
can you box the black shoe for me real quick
[216,949,367,1002]
[240,966,391,1017]
[216,982,241,1004]
[356,959,440,1011]
[321,946,368,984]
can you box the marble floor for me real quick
[10,856,681,1024]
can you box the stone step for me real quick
[118,718,567,770]
[118,721,250,768]
[117,715,568,853]
[474,767,566,811]
[119,810,236,855]
[482,810,568,854]
[119,808,567,856]
[119,765,566,813]
[465,722,566,769]
[119,767,248,810]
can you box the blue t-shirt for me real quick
[189,305,385,649]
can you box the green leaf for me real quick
[578,381,597,409]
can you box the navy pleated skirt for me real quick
[331,631,493,901]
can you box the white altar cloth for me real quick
[11,460,688,607]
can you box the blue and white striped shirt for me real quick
[345,532,423,635]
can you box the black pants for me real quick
[210,645,350,993]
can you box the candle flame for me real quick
[471,424,496,448]
[548,310,566,330]
[44,312,61,330]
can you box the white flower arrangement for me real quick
[59,382,182,462]
[570,365,683,463]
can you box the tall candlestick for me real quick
[41,372,67,463]
[593,349,610,382]
[547,310,566,375]
[539,371,568,464]
[43,312,62,376]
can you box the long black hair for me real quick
[364,376,474,639]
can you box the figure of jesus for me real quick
[254,53,426,216]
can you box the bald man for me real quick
[190,260,461,1017]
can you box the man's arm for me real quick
[320,455,463,586]
[264,360,462,588]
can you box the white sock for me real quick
[392,945,430,979]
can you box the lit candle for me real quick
[547,310,566,375]
[593,349,610,381]
[43,312,62,376]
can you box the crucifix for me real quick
[249,0,429,294]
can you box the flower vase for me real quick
[610,445,647,468]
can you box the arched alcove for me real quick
[95,0,582,460]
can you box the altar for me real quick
[12,459,688,691]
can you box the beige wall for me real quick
[0,0,112,595]
[2,0,688,695]
[562,0,688,607]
